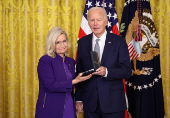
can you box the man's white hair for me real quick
[87,7,108,20]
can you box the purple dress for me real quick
[63,62,76,118]
[35,53,77,118]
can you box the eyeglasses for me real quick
[55,39,67,46]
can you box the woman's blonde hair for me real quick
[45,27,71,58]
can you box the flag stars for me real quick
[128,82,132,87]
[124,2,127,7]
[155,78,159,82]
[107,21,112,27]
[143,85,148,89]
[86,10,89,15]
[127,0,131,4]
[137,86,142,91]
[126,74,161,91]
[149,83,153,87]
[86,1,92,8]
[95,1,100,7]
[134,85,136,90]
[112,13,117,20]
[107,12,112,19]
[108,3,113,9]
[101,2,107,7]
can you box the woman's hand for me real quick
[72,73,92,85]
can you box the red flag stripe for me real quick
[80,16,92,36]
[129,47,135,54]
[134,53,139,59]
[78,27,87,39]
[112,24,120,35]
[131,50,136,59]
[128,45,133,51]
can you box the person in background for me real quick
[75,7,132,118]
[35,27,92,118]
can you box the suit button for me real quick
[96,87,98,89]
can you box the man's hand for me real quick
[76,102,83,114]
[92,66,106,76]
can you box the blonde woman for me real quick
[35,27,92,118]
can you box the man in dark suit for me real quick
[75,7,132,118]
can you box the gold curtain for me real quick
[0,0,169,118]
[150,1,170,118]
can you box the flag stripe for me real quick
[78,27,87,39]
[80,16,92,35]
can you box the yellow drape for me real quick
[0,0,169,118]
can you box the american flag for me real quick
[77,0,129,118]
[128,43,140,60]
[78,0,119,40]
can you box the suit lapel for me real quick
[101,33,113,65]
[85,34,93,54]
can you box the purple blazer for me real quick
[35,53,76,118]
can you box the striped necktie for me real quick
[94,39,100,59]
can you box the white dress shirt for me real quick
[92,30,108,77]
[92,31,107,62]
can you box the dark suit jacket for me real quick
[35,53,76,118]
[75,32,131,113]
